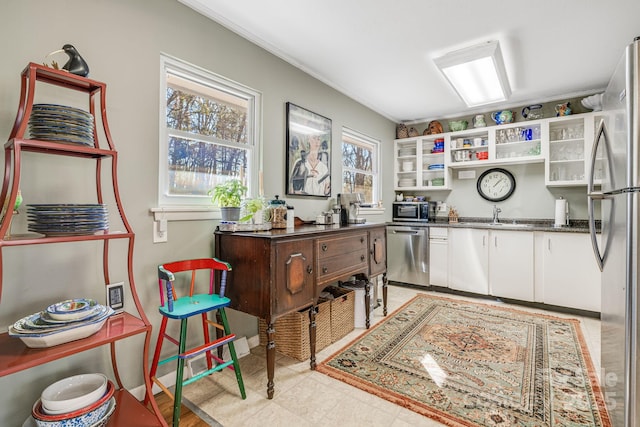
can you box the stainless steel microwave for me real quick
[392,202,434,222]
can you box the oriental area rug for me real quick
[317,294,611,427]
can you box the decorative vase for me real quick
[220,206,241,222]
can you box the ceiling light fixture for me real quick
[434,40,511,107]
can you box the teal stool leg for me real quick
[218,308,246,399]
[173,318,188,426]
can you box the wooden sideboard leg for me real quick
[266,321,276,399]
[382,272,388,316]
[309,304,317,370]
[364,280,371,329]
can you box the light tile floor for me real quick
[181,284,602,426]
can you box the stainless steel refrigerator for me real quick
[588,36,640,426]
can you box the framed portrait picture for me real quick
[106,282,125,314]
[286,102,332,197]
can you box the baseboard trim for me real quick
[129,334,259,400]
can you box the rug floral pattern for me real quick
[318,295,611,426]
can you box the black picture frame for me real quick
[285,102,332,197]
[106,282,124,313]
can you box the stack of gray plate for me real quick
[27,203,108,236]
[28,104,95,146]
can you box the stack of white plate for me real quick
[9,298,115,348]
[398,147,416,157]
[28,104,95,146]
[398,178,416,187]
[27,204,108,236]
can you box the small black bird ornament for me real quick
[61,44,89,77]
[45,44,90,77]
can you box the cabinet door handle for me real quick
[322,267,328,273]
[307,265,313,274]
[360,237,365,244]
[494,236,498,247]
[482,236,486,247]
[548,238,551,251]
[360,255,365,262]
[321,243,328,251]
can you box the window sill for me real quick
[358,207,385,215]
[150,206,221,221]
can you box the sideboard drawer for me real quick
[317,249,368,285]
[316,232,367,260]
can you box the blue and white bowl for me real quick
[32,381,115,427]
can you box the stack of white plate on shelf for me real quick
[398,147,416,157]
[9,298,115,348]
[27,204,109,236]
[398,178,416,187]
[28,104,95,146]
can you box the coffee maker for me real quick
[337,193,366,225]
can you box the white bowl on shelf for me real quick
[402,161,414,172]
[45,298,97,321]
[41,373,107,414]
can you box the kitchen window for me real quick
[157,54,261,212]
[341,128,379,204]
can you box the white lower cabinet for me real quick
[489,230,535,301]
[449,228,489,294]
[539,232,601,312]
[448,228,535,301]
[429,227,448,287]
[446,227,599,311]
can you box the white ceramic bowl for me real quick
[45,299,97,321]
[41,373,107,414]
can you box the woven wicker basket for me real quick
[396,123,409,139]
[324,286,355,342]
[258,299,331,361]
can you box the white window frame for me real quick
[341,127,381,204]
[156,54,262,218]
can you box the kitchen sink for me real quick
[489,222,535,228]
[456,222,535,228]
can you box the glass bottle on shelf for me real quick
[548,118,585,184]
[494,123,542,160]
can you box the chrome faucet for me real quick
[492,205,502,224]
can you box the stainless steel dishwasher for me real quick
[386,225,429,286]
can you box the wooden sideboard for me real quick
[214,223,387,398]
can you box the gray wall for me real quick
[427,163,590,221]
[0,1,395,424]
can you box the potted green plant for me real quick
[209,179,247,221]
[240,197,268,223]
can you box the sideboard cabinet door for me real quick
[275,240,315,316]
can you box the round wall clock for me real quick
[477,168,516,202]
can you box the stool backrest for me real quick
[157,258,232,309]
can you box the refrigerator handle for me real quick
[588,192,605,271]
[587,119,608,272]
[587,119,606,194]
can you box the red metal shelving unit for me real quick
[0,63,165,426]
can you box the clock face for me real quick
[477,168,516,202]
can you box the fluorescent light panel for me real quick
[434,41,511,107]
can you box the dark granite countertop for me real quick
[388,217,600,233]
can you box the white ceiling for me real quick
[179,0,640,123]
